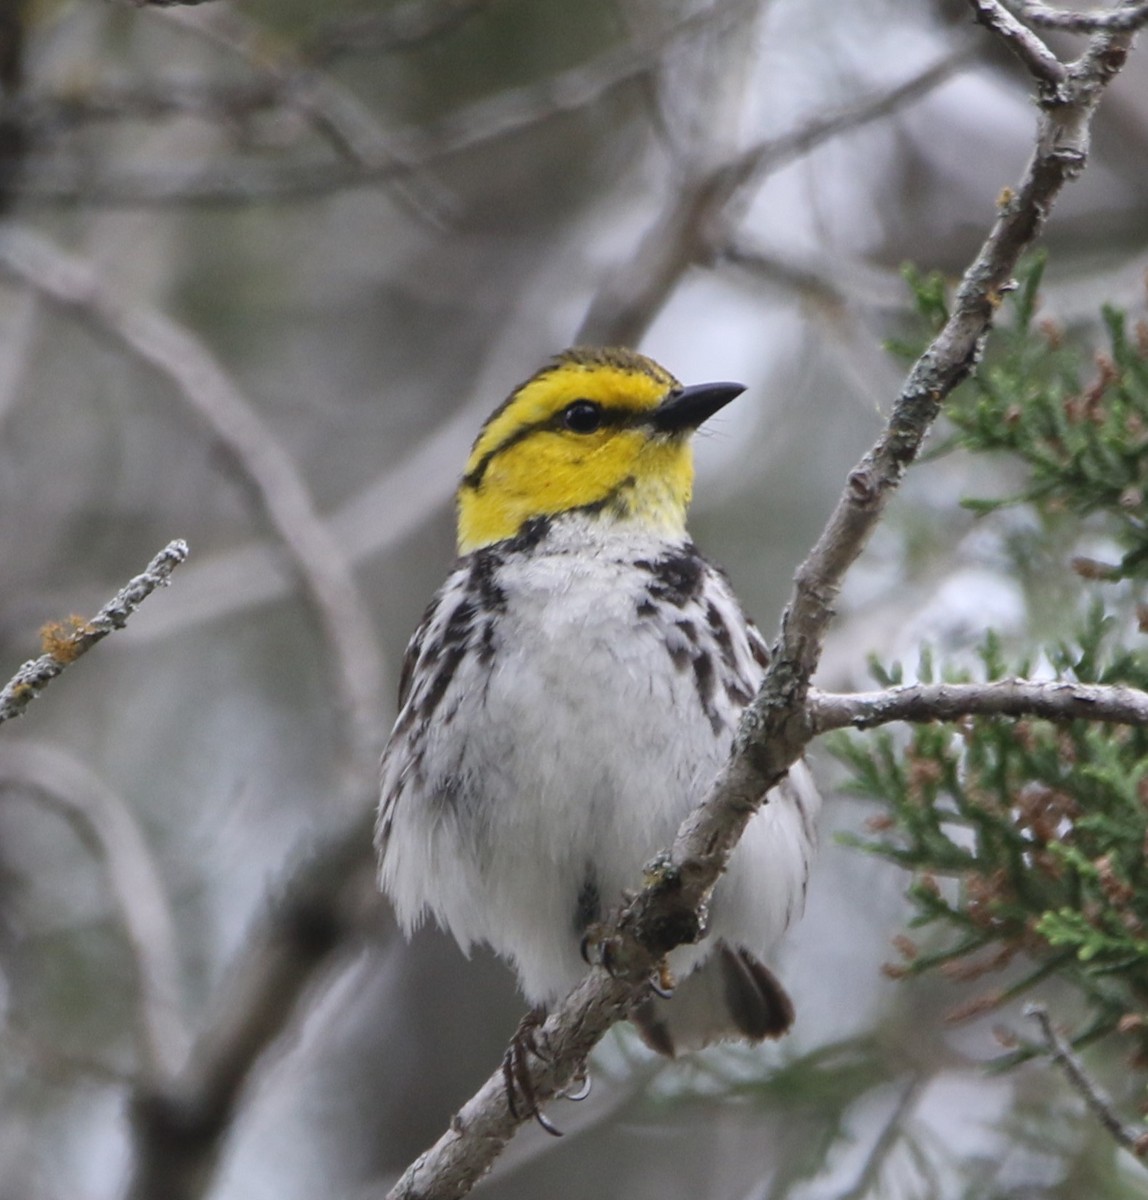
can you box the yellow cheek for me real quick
[457,432,694,552]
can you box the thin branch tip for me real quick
[0,538,192,727]
[1027,1002,1148,1157]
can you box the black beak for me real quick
[651,381,745,434]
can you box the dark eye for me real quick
[562,400,603,434]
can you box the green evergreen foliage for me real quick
[836,260,1148,1073]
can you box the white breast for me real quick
[378,519,818,1004]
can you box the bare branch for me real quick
[0,741,188,1079]
[808,679,1148,734]
[0,227,384,801]
[1026,1003,1148,1157]
[386,17,1140,1199]
[578,49,972,346]
[1004,0,1148,33]
[0,539,188,727]
[1,80,285,131]
[967,0,1069,88]
[126,811,375,1200]
[154,5,451,223]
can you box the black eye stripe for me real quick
[461,403,662,489]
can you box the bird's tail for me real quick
[629,941,794,1057]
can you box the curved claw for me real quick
[561,1071,592,1103]
[533,1108,564,1137]
[502,1007,564,1137]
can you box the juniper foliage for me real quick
[838,258,1148,1070]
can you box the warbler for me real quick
[377,346,818,1059]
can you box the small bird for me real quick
[377,346,818,1067]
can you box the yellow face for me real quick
[456,347,743,553]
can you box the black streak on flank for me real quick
[691,644,723,735]
[420,643,467,724]
[706,600,738,672]
[468,552,507,614]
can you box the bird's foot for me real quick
[581,923,676,1001]
[502,1006,562,1137]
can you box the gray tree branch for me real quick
[1005,0,1148,33]
[0,741,189,1079]
[808,679,1148,733]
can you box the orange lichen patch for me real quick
[39,615,95,663]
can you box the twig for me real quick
[1005,0,1148,32]
[967,0,1068,88]
[0,227,384,803]
[0,741,188,1079]
[836,1077,924,1200]
[808,679,1148,733]
[385,14,1141,1199]
[0,539,188,726]
[0,81,285,131]
[1025,1003,1148,1156]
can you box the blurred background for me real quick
[1,0,1148,1197]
